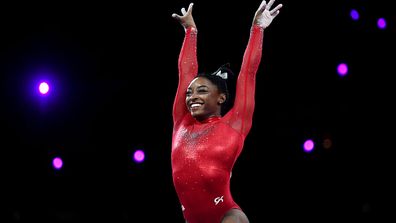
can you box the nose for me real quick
[187,92,199,105]
[188,91,199,100]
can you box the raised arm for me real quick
[227,0,282,137]
[172,3,199,128]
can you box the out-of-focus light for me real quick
[323,138,333,149]
[133,150,145,163]
[303,139,314,153]
[377,17,387,29]
[52,157,63,170]
[337,63,348,76]
[350,9,359,20]
[39,82,49,94]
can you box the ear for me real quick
[218,93,226,105]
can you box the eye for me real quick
[196,87,209,94]
[197,89,208,93]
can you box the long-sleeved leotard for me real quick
[172,25,264,223]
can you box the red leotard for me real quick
[172,25,264,223]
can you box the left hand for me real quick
[253,0,283,29]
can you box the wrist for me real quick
[252,24,264,31]
[185,26,198,33]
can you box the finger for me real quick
[270,10,280,20]
[172,14,182,22]
[266,0,275,9]
[172,13,180,19]
[181,7,187,15]
[270,4,282,15]
[257,0,267,13]
[187,2,194,13]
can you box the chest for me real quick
[172,122,242,165]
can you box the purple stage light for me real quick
[52,157,63,170]
[337,63,348,77]
[39,82,49,94]
[350,9,359,20]
[377,17,387,29]
[303,139,314,153]
[133,150,145,163]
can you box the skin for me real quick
[173,0,282,222]
[186,77,226,122]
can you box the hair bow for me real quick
[213,70,228,79]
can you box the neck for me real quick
[198,115,221,124]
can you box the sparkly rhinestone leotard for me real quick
[172,25,264,223]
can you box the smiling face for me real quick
[186,77,226,122]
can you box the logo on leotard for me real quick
[214,196,224,205]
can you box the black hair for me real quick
[196,63,236,116]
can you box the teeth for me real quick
[191,104,201,108]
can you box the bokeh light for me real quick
[39,82,50,94]
[52,157,63,170]
[303,139,315,153]
[133,150,145,163]
[350,9,359,20]
[377,17,387,29]
[337,63,348,76]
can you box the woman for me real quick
[171,1,282,222]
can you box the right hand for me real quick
[172,3,197,31]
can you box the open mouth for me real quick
[190,103,202,110]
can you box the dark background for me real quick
[1,0,394,222]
